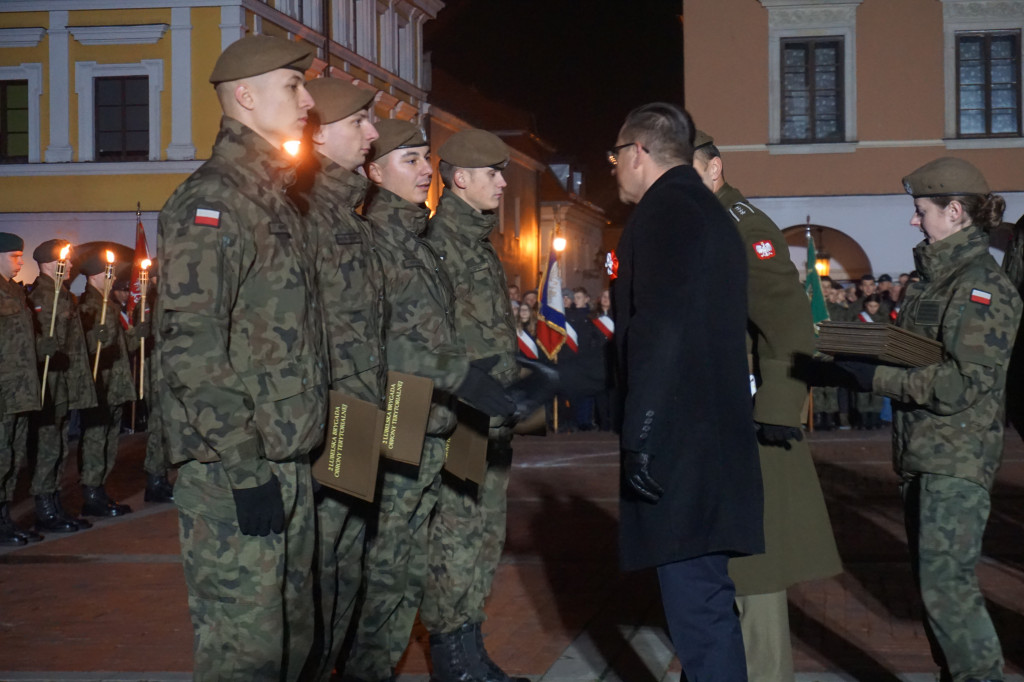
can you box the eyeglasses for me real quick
[607,142,649,166]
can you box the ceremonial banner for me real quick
[805,227,830,334]
[536,250,567,360]
[127,216,150,319]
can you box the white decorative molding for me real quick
[70,24,169,45]
[0,63,43,163]
[0,160,203,177]
[760,0,862,145]
[945,136,1024,149]
[220,5,246,52]
[45,11,72,163]
[74,60,164,162]
[941,0,1024,139]
[167,7,195,160]
[768,141,857,155]
[0,28,46,48]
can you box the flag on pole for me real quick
[805,225,830,334]
[126,209,150,319]
[536,250,567,360]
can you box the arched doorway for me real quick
[781,224,871,284]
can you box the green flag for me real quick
[805,227,830,333]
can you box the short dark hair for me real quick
[438,159,456,188]
[694,143,721,163]
[860,274,876,282]
[573,286,589,297]
[619,102,695,167]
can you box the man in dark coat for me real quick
[609,102,764,681]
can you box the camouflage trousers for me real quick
[346,435,448,680]
[143,424,167,477]
[420,437,512,634]
[30,401,71,495]
[901,473,1004,682]
[79,402,123,488]
[175,457,316,682]
[0,414,28,503]
[812,386,838,413]
[305,490,368,682]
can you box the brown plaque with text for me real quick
[444,404,490,484]
[312,391,386,502]
[380,371,434,465]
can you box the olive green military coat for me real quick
[79,284,137,408]
[28,274,97,410]
[0,275,42,416]
[717,184,842,595]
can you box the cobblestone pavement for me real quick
[1,428,1022,681]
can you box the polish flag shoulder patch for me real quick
[752,240,775,260]
[194,207,221,227]
[970,289,992,305]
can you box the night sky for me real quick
[424,0,684,217]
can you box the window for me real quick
[957,31,1020,137]
[781,38,844,143]
[95,76,149,161]
[1,80,28,163]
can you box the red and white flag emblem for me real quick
[517,329,539,359]
[565,321,579,352]
[195,207,220,227]
[593,314,614,339]
[970,289,992,305]
[753,240,775,260]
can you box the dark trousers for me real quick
[657,553,747,682]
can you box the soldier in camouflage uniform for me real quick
[423,130,525,682]
[294,77,385,682]
[28,239,97,532]
[692,131,841,682]
[0,233,47,545]
[154,36,328,681]
[77,253,142,517]
[837,158,1020,682]
[348,121,512,682]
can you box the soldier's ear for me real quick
[709,157,723,183]
[367,161,383,184]
[233,82,256,112]
[453,168,470,190]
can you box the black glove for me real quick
[131,320,152,340]
[37,335,59,358]
[95,323,113,345]
[231,475,285,537]
[507,358,560,425]
[756,422,804,449]
[622,449,664,503]
[455,356,516,417]
[835,359,878,392]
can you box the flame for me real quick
[59,245,70,261]
[141,258,152,270]
[553,236,567,253]
[105,250,115,264]
[283,140,301,157]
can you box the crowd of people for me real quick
[1,33,1019,682]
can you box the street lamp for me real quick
[815,227,831,277]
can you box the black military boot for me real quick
[429,624,481,682]
[144,473,174,503]
[52,491,91,529]
[81,484,132,517]
[0,502,28,546]
[469,622,530,682]
[35,492,78,533]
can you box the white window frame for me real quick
[0,63,43,163]
[941,0,1024,143]
[761,0,861,152]
[75,60,163,162]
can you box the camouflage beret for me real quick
[371,119,427,161]
[209,35,314,85]
[439,129,509,169]
[902,157,989,197]
[33,239,71,263]
[79,252,113,277]
[0,232,24,253]
[693,129,714,150]
[307,78,376,125]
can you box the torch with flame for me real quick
[92,250,116,380]
[138,258,151,399]
[40,244,71,406]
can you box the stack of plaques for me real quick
[816,321,944,367]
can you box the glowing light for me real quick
[141,258,152,270]
[59,245,70,261]
[814,256,830,277]
[553,236,567,252]
[283,140,301,156]
[105,250,115,264]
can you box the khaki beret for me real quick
[80,252,114,277]
[209,35,314,85]
[902,157,989,197]
[693,129,714,150]
[0,232,24,253]
[371,119,428,161]
[33,239,71,263]
[439,129,509,169]
[307,78,376,125]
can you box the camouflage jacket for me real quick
[717,184,815,427]
[426,190,517,436]
[0,275,41,416]
[306,153,386,404]
[79,284,138,407]
[155,117,328,489]
[366,186,468,436]
[874,225,1022,489]
[28,274,97,410]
